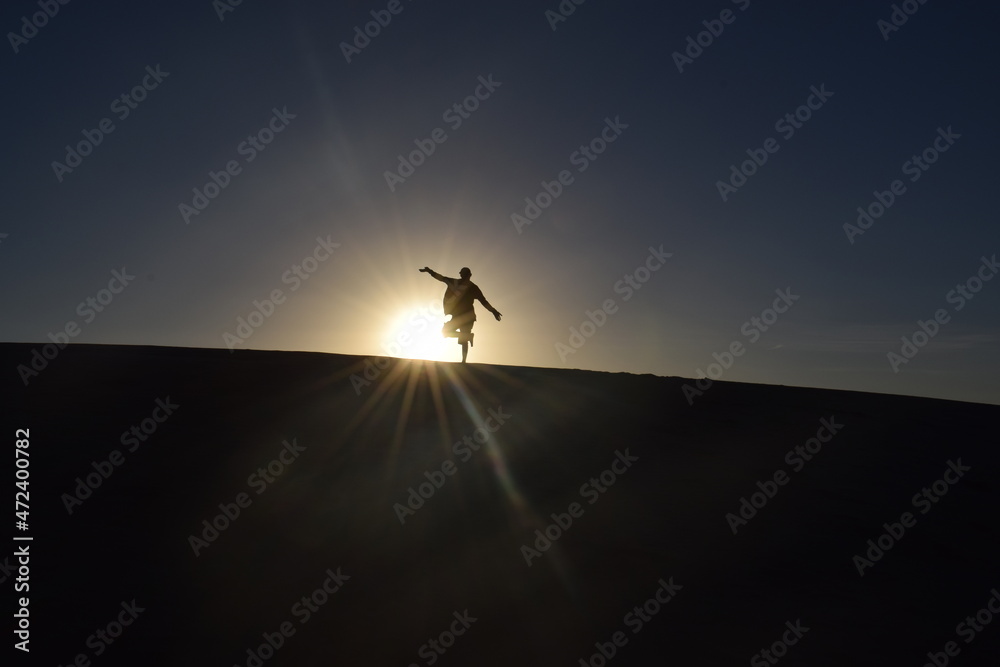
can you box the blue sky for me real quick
[3,0,998,404]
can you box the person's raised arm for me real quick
[419,267,447,282]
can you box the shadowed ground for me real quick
[4,343,999,666]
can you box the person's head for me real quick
[459,267,472,280]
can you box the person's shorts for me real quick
[442,311,475,335]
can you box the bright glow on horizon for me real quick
[381,305,456,362]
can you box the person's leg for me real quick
[458,321,474,344]
[458,321,474,362]
[443,312,473,338]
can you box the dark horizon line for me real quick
[4,340,997,408]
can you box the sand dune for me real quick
[4,343,999,666]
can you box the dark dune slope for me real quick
[4,343,999,666]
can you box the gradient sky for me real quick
[3,0,998,404]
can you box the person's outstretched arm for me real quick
[419,267,448,283]
[477,291,502,321]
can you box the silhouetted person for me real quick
[419,266,501,363]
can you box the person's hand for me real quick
[493,311,502,321]
[419,267,429,273]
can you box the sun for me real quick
[380,304,456,362]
